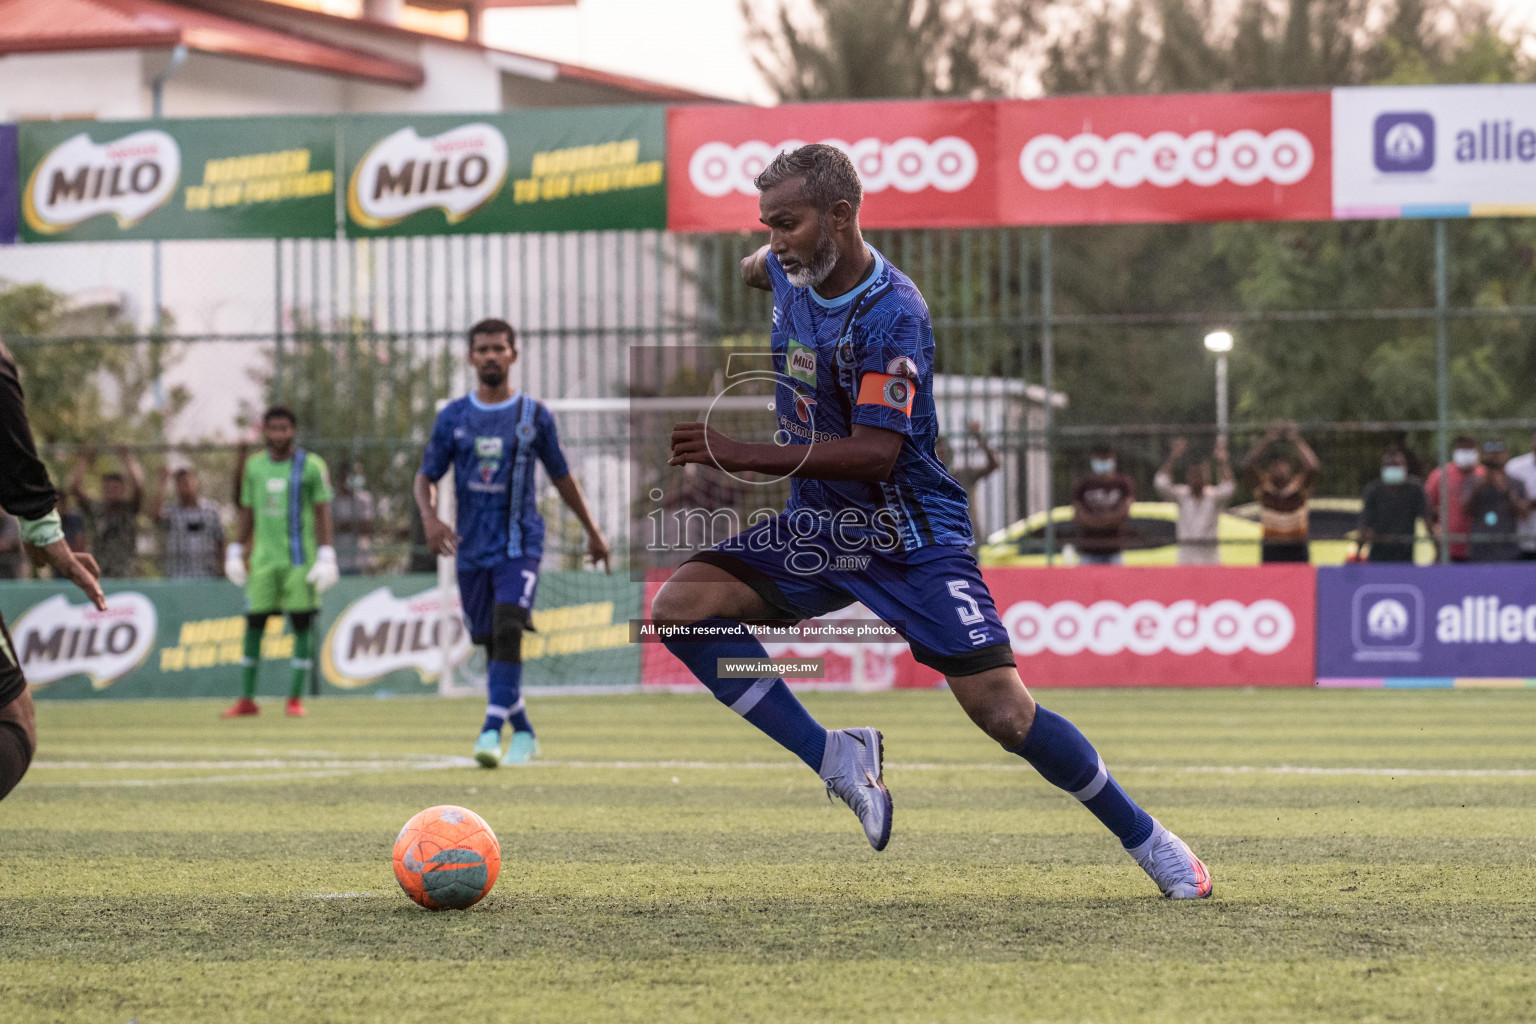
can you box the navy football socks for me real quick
[1010,706,1155,849]
[663,618,828,770]
[483,660,533,736]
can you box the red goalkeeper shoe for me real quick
[285,698,307,718]
[221,698,259,718]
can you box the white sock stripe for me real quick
[484,704,510,718]
[727,677,777,716]
[1071,755,1109,802]
[507,697,526,715]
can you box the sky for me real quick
[480,0,1536,103]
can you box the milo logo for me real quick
[787,340,817,386]
[24,129,180,234]
[322,585,473,688]
[12,592,157,689]
[348,123,508,229]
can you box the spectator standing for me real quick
[68,446,143,577]
[1242,421,1320,564]
[1425,435,1485,562]
[1503,429,1536,561]
[152,462,225,578]
[0,515,23,579]
[332,461,376,576]
[1154,437,1235,565]
[1464,441,1530,562]
[1358,447,1429,563]
[936,420,1001,544]
[1071,444,1135,565]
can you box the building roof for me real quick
[0,0,425,86]
[0,0,725,102]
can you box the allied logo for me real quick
[12,592,157,689]
[348,124,508,229]
[1351,584,1422,660]
[1374,112,1435,173]
[787,340,817,387]
[321,586,473,688]
[24,130,180,234]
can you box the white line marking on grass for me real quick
[307,892,378,899]
[26,755,475,788]
[480,759,1536,777]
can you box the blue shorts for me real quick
[687,514,1015,677]
[458,556,541,644]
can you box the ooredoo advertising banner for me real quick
[343,105,665,237]
[1316,564,1536,684]
[666,100,997,232]
[998,92,1332,226]
[18,116,337,242]
[987,565,1316,687]
[1332,84,1536,219]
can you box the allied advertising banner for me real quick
[986,565,1317,687]
[1,572,640,699]
[1316,564,1536,685]
[1332,84,1536,219]
[342,105,665,236]
[0,124,17,244]
[997,92,1332,226]
[18,117,337,242]
[666,100,997,232]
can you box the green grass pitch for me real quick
[3,688,1534,1023]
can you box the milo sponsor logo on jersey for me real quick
[786,339,817,387]
[322,585,473,688]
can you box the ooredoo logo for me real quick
[1019,129,1314,191]
[688,136,978,198]
[1001,598,1295,656]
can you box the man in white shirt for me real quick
[1503,430,1536,561]
[1154,437,1235,565]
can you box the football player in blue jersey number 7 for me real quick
[656,145,1211,898]
[415,318,610,767]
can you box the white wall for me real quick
[160,54,348,118]
[0,51,145,120]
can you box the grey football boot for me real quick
[819,727,893,851]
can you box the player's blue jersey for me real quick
[419,391,570,569]
[766,246,972,550]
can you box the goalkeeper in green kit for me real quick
[222,406,338,718]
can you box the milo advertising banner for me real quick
[0,572,640,699]
[342,105,665,236]
[18,116,337,242]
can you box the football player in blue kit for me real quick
[655,145,1211,898]
[415,319,610,767]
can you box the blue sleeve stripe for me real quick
[505,397,537,560]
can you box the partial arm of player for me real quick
[550,474,611,574]
[413,473,458,558]
[740,245,771,292]
[967,420,1001,476]
[668,421,902,482]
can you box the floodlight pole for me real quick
[1214,354,1229,451]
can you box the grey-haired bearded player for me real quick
[0,337,108,800]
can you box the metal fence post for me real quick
[1435,219,1450,564]
[1041,227,1055,567]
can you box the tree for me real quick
[743,0,1041,100]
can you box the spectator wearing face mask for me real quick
[1425,435,1485,562]
[1464,441,1530,562]
[1071,444,1135,565]
[1358,447,1428,563]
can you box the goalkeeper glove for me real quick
[224,544,248,586]
[306,545,339,593]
